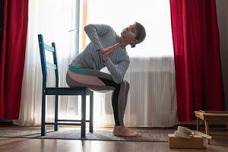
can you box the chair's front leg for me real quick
[41,93,46,136]
[54,95,59,131]
[81,93,86,138]
[89,92,94,133]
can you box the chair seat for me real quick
[45,87,93,95]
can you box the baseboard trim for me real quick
[0,120,13,126]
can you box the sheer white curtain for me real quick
[16,0,80,126]
[87,0,177,127]
[17,0,177,127]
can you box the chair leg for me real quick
[54,95,58,131]
[204,120,209,135]
[81,94,86,138]
[196,117,199,131]
[89,93,94,133]
[204,120,211,144]
[41,93,46,136]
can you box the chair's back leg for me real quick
[89,92,94,133]
[54,95,59,131]
[81,93,86,138]
[41,93,46,136]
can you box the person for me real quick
[66,22,146,137]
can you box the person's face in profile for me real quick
[121,23,138,46]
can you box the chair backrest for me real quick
[38,34,59,88]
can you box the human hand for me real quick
[99,42,121,62]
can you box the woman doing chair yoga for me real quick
[66,23,146,137]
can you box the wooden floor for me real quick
[0,137,228,152]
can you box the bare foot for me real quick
[113,126,139,137]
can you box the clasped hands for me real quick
[98,42,122,62]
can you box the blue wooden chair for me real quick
[38,34,93,138]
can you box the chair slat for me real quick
[44,43,55,52]
[58,119,91,122]
[45,122,81,125]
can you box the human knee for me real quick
[122,80,130,89]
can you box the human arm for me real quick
[105,58,130,84]
[99,42,122,61]
[84,24,113,51]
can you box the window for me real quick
[82,0,173,57]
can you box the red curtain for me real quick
[170,0,224,121]
[0,0,28,119]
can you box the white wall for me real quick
[216,0,228,110]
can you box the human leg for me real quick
[66,71,138,137]
[99,78,138,137]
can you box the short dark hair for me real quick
[131,22,146,48]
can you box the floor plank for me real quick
[0,137,228,152]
